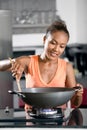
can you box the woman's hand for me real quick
[76,83,84,97]
[10,59,24,80]
[24,104,32,112]
[71,83,84,108]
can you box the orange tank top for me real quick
[25,55,68,109]
[25,55,67,88]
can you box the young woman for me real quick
[0,21,83,125]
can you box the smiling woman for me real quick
[0,20,83,126]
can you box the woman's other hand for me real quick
[76,83,84,97]
[24,104,32,112]
[71,83,84,108]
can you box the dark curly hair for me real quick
[46,20,70,39]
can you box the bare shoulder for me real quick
[66,61,75,77]
[66,61,76,87]
[66,61,74,72]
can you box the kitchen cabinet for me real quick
[13,23,51,34]
[0,0,57,34]
[0,10,13,109]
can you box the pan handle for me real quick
[73,86,81,92]
[8,90,25,98]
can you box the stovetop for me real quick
[28,108,64,119]
[0,108,68,127]
[0,108,87,127]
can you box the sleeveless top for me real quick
[25,55,67,88]
[25,55,67,109]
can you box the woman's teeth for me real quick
[51,52,58,57]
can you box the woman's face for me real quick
[43,31,69,61]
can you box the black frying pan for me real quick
[8,86,80,108]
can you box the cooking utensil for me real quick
[9,57,21,92]
[8,86,80,108]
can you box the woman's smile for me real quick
[50,51,59,57]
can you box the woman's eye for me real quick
[60,46,65,48]
[50,41,56,45]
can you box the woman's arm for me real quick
[10,56,31,80]
[0,59,15,71]
[0,56,31,80]
[66,62,83,107]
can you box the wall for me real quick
[76,0,87,43]
[56,0,77,44]
[12,33,44,48]
[56,0,87,44]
